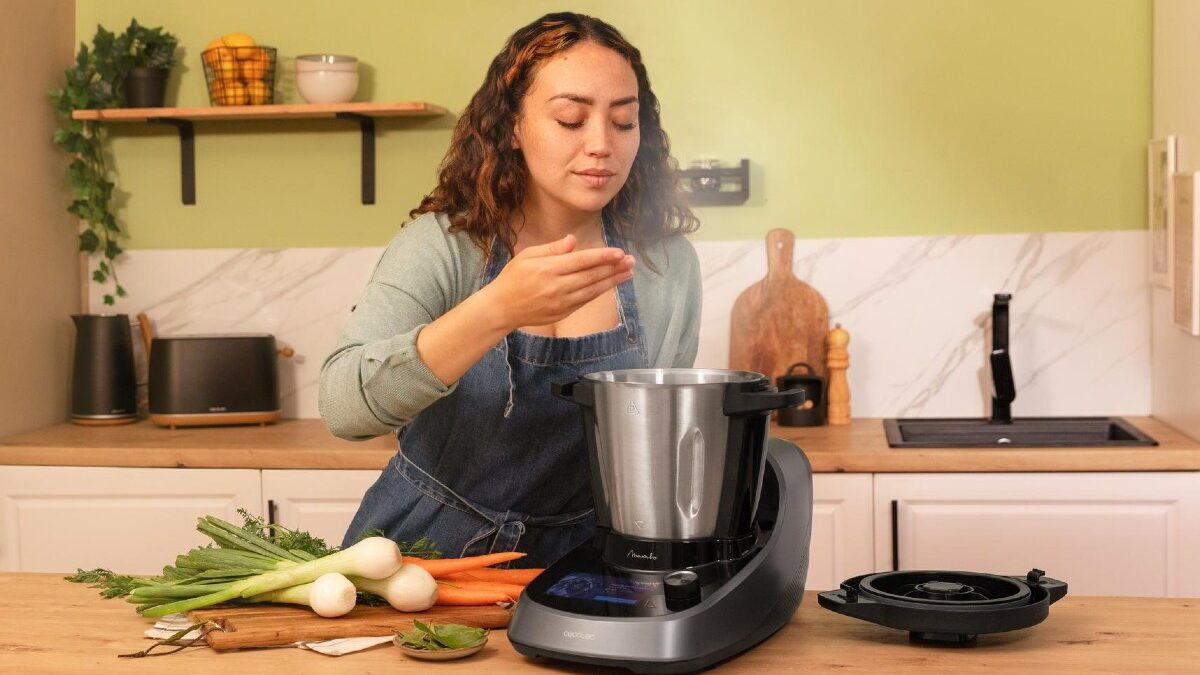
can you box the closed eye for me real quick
[557,120,638,131]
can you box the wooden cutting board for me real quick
[188,603,511,650]
[729,228,829,383]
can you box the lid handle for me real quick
[784,362,816,377]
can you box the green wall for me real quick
[74,0,1150,249]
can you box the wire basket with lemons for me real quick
[201,33,276,106]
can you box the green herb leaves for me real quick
[235,507,333,558]
[64,568,139,598]
[355,527,442,559]
[396,621,488,651]
[119,19,179,71]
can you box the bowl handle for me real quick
[724,388,805,416]
[552,378,594,407]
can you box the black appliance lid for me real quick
[858,570,1032,608]
[818,568,1068,644]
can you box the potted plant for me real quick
[48,20,177,305]
[117,19,179,108]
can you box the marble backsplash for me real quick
[92,230,1150,420]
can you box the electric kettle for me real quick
[70,314,137,425]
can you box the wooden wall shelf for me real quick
[70,101,447,122]
[72,102,449,205]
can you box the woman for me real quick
[319,12,701,568]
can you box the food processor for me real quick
[507,368,814,673]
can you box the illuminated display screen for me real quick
[545,572,660,605]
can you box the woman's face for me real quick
[514,41,641,218]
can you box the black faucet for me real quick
[989,293,1016,424]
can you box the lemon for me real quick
[212,53,239,80]
[217,81,248,106]
[240,49,271,80]
[245,80,272,105]
[201,38,223,66]
[220,32,258,60]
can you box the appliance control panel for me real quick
[526,545,751,618]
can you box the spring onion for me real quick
[349,564,439,612]
[66,510,444,619]
[139,537,402,617]
[249,572,358,618]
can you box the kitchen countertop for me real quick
[1,416,1197,473]
[1,573,1195,673]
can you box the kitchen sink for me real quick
[883,293,1157,448]
[883,416,1158,448]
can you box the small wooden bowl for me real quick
[393,634,487,661]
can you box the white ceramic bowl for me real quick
[295,54,359,103]
[297,70,359,103]
[296,54,358,72]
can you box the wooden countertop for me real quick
[1,416,1198,473]
[772,416,1200,472]
[1,573,1195,673]
[0,419,396,470]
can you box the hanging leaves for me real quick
[48,19,178,306]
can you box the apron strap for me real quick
[483,505,594,554]
[398,450,591,555]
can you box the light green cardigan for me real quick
[319,212,703,440]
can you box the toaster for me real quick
[149,334,283,428]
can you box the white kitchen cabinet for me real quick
[261,469,381,550]
[805,474,875,591]
[0,466,261,574]
[873,472,1200,597]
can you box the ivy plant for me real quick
[48,20,178,305]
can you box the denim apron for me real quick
[343,220,647,568]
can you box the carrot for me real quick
[435,585,512,606]
[441,580,526,602]
[403,551,526,577]
[443,568,544,585]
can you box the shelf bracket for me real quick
[335,112,376,205]
[678,158,750,207]
[147,117,195,205]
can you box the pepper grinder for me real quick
[826,324,851,425]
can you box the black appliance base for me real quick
[507,439,813,674]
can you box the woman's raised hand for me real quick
[487,234,635,330]
[413,234,634,388]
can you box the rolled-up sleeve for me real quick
[637,234,703,369]
[318,216,468,440]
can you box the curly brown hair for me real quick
[411,12,698,270]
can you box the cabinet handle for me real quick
[890,499,899,571]
[267,499,278,538]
